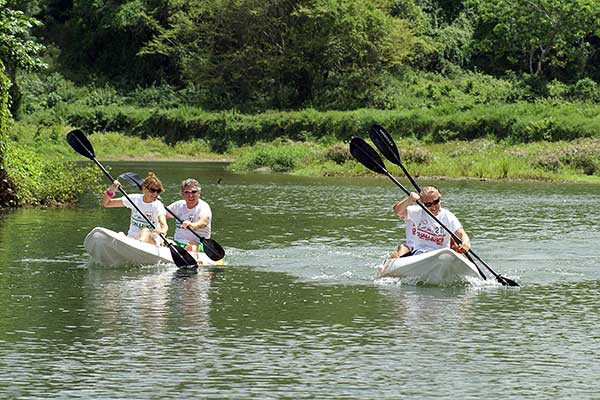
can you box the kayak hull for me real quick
[83,227,222,267]
[377,248,481,285]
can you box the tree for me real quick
[142,0,415,110]
[46,0,178,86]
[0,0,46,206]
[0,0,45,115]
[468,0,600,79]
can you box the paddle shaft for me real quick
[397,172,484,275]
[165,205,206,239]
[399,163,421,193]
[68,130,201,268]
[352,136,518,286]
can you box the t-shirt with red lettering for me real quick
[404,205,462,253]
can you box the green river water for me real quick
[1,161,599,399]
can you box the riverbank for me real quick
[103,134,600,183]
[4,117,600,208]
[13,127,600,183]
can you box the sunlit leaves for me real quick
[0,0,45,71]
[468,0,600,77]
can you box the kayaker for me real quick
[101,172,168,246]
[389,185,471,258]
[166,178,212,252]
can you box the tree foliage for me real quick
[5,0,600,112]
[142,0,415,110]
[0,0,45,114]
[46,0,177,85]
[1,0,45,206]
[0,0,45,71]
[468,0,600,79]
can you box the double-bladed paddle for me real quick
[66,129,198,270]
[118,171,225,261]
[369,124,484,279]
[350,136,519,287]
[370,124,422,192]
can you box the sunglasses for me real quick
[183,189,199,194]
[423,197,441,207]
[147,187,162,193]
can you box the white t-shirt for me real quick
[167,199,212,242]
[122,194,166,238]
[404,205,462,253]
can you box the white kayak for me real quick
[377,248,482,285]
[83,227,224,267]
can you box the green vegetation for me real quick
[4,142,100,206]
[0,60,13,207]
[228,136,600,182]
[3,0,600,207]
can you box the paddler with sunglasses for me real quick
[389,185,471,258]
[101,172,168,246]
[165,178,212,253]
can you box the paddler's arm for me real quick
[154,214,168,236]
[393,192,420,219]
[101,181,124,208]
[183,214,209,231]
[164,202,175,219]
[454,227,471,253]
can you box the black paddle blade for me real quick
[497,275,520,287]
[118,172,143,190]
[369,124,402,166]
[202,238,225,261]
[66,129,95,159]
[169,244,199,269]
[349,137,387,174]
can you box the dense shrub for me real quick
[533,138,600,175]
[55,101,600,152]
[570,78,600,102]
[65,105,149,134]
[1,61,17,207]
[4,144,101,206]
[324,143,353,164]
[229,141,321,172]
[14,71,600,158]
[400,146,433,164]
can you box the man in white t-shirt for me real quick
[166,178,212,252]
[389,186,471,258]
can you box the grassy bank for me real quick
[228,136,600,182]
[10,122,600,183]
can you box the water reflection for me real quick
[85,265,215,336]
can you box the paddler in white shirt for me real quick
[389,185,471,258]
[101,172,168,246]
[166,178,212,253]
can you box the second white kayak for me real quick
[377,248,482,285]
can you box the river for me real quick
[0,161,599,399]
